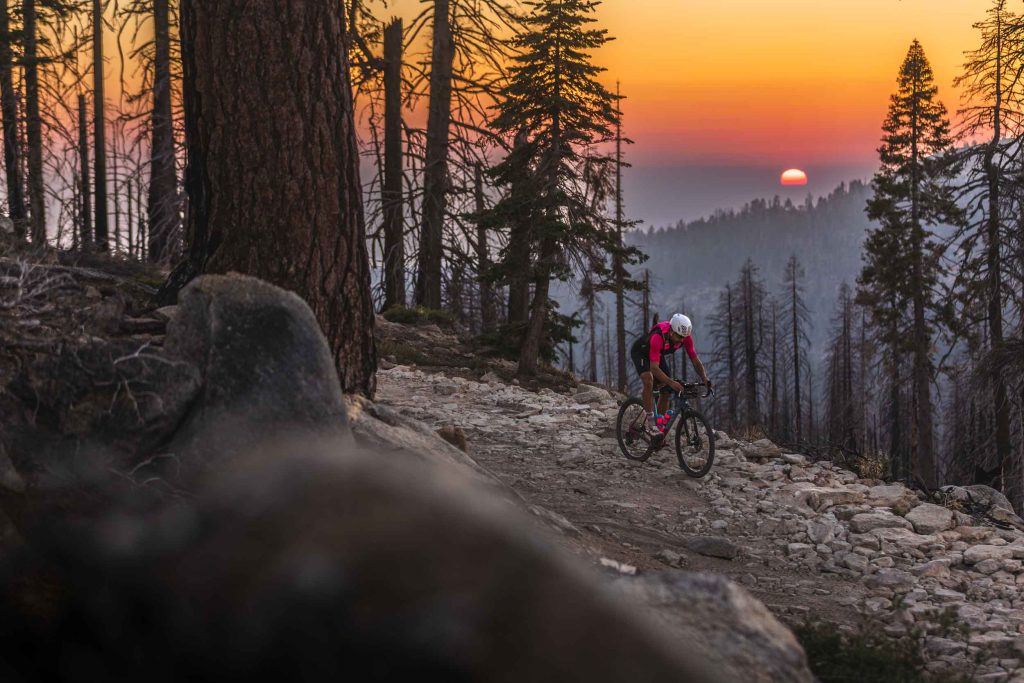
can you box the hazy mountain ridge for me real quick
[628,180,874,355]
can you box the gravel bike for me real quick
[615,381,716,477]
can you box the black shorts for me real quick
[630,339,666,382]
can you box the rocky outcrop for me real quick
[375,363,1024,682]
[0,439,717,682]
[0,274,350,534]
[612,572,812,683]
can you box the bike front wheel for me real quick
[674,409,715,477]
[616,397,654,462]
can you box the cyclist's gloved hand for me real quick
[669,380,684,393]
[704,378,714,390]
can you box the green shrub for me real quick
[795,620,973,683]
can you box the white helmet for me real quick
[670,313,692,337]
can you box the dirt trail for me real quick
[375,365,867,630]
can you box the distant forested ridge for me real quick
[627,180,872,354]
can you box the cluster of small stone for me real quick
[379,365,1024,682]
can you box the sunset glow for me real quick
[780,169,809,186]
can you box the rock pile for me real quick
[377,364,1024,682]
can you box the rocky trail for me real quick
[377,362,1024,682]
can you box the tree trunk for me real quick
[78,94,91,249]
[506,128,531,325]
[518,239,554,376]
[743,269,759,428]
[147,0,177,262]
[587,285,597,381]
[381,17,404,311]
[93,0,109,250]
[414,0,454,310]
[726,284,737,428]
[0,0,25,235]
[614,87,626,391]
[791,274,802,443]
[474,163,495,331]
[172,0,377,396]
[23,0,44,243]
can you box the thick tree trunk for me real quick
[78,94,92,249]
[172,0,377,396]
[23,0,44,243]
[474,163,495,331]
[414,0,454,310]
[147,0,177,262]
[0,0,25,235]
[381,17,404,311]
[726,285,737,428]
[93,0,109,250]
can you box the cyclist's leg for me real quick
[656,359,671,415]
[630,341,654,415]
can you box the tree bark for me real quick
[22,0,44,243]
[381,17,404,310]
[614,92,626,391]
[147,0,177,262]
[78,94,91,249]
[518,239,555,376]
[790,270,803,443]
[474,162,495,331]
[505,129,532,325]
[0,0,25,235]
[93,0,109,250]
[414,0,454,310]
[172,0,377,396]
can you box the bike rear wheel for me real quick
[616,397,654,462]
[674,409,715,477]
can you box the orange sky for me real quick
[383,0,982,168]
[598,0,980,166]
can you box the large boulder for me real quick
[610,572,814,683]
[903,503,955,535]
[0,274,351,535]
[0,439,716,682]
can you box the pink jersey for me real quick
[648,320,697,364]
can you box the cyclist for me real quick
[630,313,712,438]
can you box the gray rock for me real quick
[610,572,814,683]
[686,535,740,560]
[864,568,915,592]
[866,484,919,515]
[963,545,1016,564]
[433,381,458,395]
[575,387,612,404]
[800,487,865,511]
[4,440,712,681]
[911,559,951,578]
[849,511,913,534]
[903,503,954,535]
[940,484,1015,514]
[806,516,837,544]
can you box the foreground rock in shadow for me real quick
[0,274,350,535]
[0,439,719,682]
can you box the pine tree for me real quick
[483,0,633,376]
[782,255,811,445]
[164,0,377,395]
[858,39,960,489]
[954,0,1022,507]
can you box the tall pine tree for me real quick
[858,40,960,488]
[483,0,636,376]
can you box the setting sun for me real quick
[780,168,809,186]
